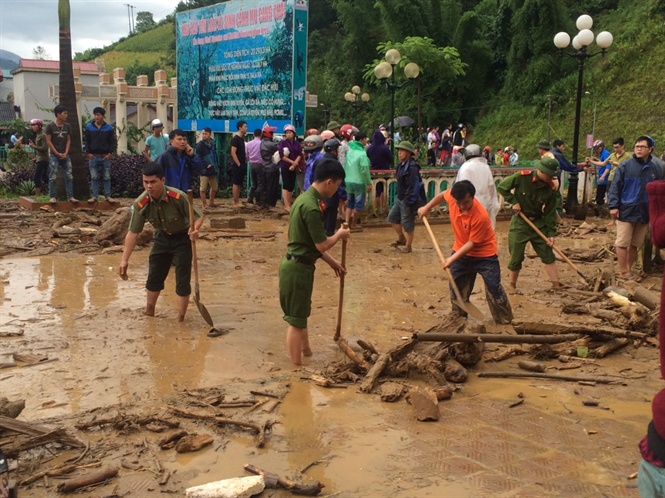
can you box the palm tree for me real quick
[58,0,87,198]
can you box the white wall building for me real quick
[11,59,102,122]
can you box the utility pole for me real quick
[124,3,132,34]
[130,5,136,33]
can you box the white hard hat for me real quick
[151,118,163,128]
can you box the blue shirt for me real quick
[596,149,611,185]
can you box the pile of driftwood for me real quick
[311,280,660,422]
[2,384,302,495]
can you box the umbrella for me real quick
[392,116,415,128]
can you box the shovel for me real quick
[334,223,349,341]
[187,190,215,328]
[574,168,590,220]
[422,217,485,321]
[517,211,590,284]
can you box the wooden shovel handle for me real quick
[422,217,466,304]
[334,223,349,341]
[186,190,199,279]
[517,211,588,281]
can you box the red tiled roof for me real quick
[15,59,100,72]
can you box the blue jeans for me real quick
[449,253,513,324]
[48,155,73,199]
[89,157,111,198]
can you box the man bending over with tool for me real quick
[419,180,513,324]
[119,163,203,322]
[279,158,351,366]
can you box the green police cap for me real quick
[535,157,559,176]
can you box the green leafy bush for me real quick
[16,180,35,196]
[0,162,34,193]
[7,146,31,170]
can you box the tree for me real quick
[32,46,51,60]
[363,37,466,130]
[136,11,157,33]
[58,0,87,199]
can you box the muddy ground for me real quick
[0,198,661,497]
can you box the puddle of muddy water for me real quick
[0,215,654,496]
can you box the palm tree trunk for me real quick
[58,0,88,199]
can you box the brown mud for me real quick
[0,198,660,497]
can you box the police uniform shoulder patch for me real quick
[166,189,181,200]
[520,170,532,176]
[136,194,149,209]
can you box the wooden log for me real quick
[518,360,546,373]
[413,332,582,344]
[56,467,119,493]
[357,339,379,356]
[443,358,468,383]
[592,338,630,358]
[157,429,188,449]
[244,464,324,495]
[336,337,371,371]
[478,372,622,384]
[243,464,280,488]
[630,285,660,311]
[20,463,78,486]
[175,434,213,453]
[215,418,272,448]
[511,320,647,340]
[359,353,391,393]
[484,346,525,362]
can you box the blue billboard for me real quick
[176,0,308,135]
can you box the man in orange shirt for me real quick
[418,180,513,324]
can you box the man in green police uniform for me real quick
[279,158,351,366]
[119,163,204,322]
[497,157,561,289]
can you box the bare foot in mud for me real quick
[145,304,155,316]
[302,347,313,357]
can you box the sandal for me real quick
[389,239,407,247]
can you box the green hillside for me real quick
[75,22,175,84]
[73,0,665,160]
[474,0,665,161]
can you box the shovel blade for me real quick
[453,299,485,322]
[193,294,215,327]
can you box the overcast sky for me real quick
[0,0,182,61]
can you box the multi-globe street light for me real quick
[554,14,613,216]
[344,85,370,125]
[373,49,420,159]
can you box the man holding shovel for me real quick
[279,158,350,366]
[418,180,513,324]
[497,157,561,289]
[119,163,203,322]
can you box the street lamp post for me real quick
[585,91,597,143]
[554,15,613,216]
[319,103,330,129]
[344,85,370,125]
[373,49,420,159]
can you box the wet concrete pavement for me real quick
[0,214,658,496]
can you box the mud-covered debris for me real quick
[175,433,214,453]
[379,382,405,402]
[405,386,440,421]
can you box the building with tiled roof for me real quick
[11,58,102,122]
